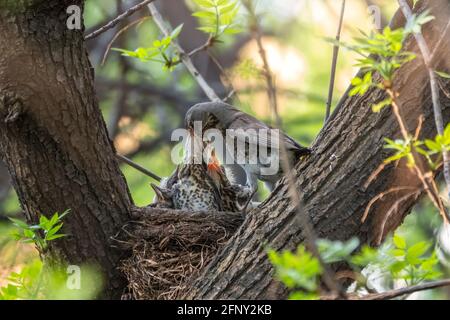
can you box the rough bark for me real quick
[0,160,10,210]
[0,0,132,298]
[182,0,450,299]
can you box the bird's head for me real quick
[185,101,240,134]
[150,183,174,208]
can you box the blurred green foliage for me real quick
[269,232,443,300]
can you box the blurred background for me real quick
[1,0,449,299]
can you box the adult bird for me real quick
[185,101,311,191]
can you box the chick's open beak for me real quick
[207,148,221,173]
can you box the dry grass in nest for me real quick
[116,208,244,300]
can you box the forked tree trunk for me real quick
[0,0,449,300]
[0,0,132,298]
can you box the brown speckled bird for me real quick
[185,101,311,191]
[151,163,222,212]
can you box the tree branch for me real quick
[85,0,156,41]
[147,3,221,101]
[398,0,450,200]
[356,279,450,300]
[325,0,346,123]
[116,154,161,182]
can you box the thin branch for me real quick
[430,19,450,65]
[108,0,130,139]
[376,191,421,244]
[362,186,420,222]
[206,50,240,104]
[116,154,161,182]
[102,16,151,66]
[325,0,346,123]
[188,36,213,57]
[85,0,156,40]
[356,279,450,300]
[387,89,448,223]
[242,0,345,298]
[147,3,220,101]
[398,0,450,201]
[246,7,279,120]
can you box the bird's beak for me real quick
[207,148,221,173]
[150,183,170,200]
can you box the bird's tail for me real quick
[294,147,312,159]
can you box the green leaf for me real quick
[46,224,63,239]
[45,234,66,241]
[23,229,34,239]
[219,2,238,15]
[390,261,407,274]
[392,249,405,257]
[372,98,392,113]
[197,26,217,33]
[170,24,184,39]
[435,71,450,79]
[223,27,242,35]
[425,139,441,152]
[59,209,70,220]
[8,218,29,229]
[153,39,162,48]
[317,238,360,263]
[406,241,430,264]
[350,246,379,267]
[192,11,216,19]
[393,234,406,249]
[193,0,214,8]
[289,291,318,300]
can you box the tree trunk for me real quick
[0,0,132,298]
[0,160,10,214]
[183,0,450,299]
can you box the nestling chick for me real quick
[206,148,253,212]
[150,163,222,212]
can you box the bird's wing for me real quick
[228,113,308,152]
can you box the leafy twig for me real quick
[386,89,448,223]
[102,16,151,66]
[398,0,450,201]
[147,3,220,101]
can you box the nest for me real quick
[117,207,244,300]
